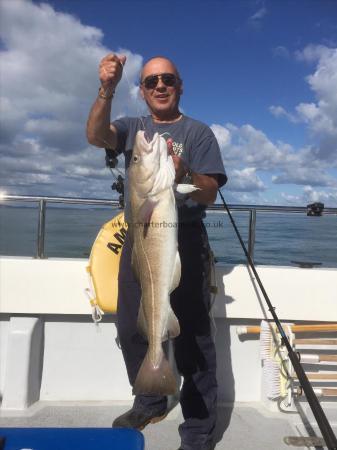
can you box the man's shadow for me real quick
[167,264,236,449]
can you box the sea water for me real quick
[0,204,336,268]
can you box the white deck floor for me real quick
[0,401,333,449]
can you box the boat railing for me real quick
[1,194,337,260]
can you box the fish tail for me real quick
[133,348,177,396]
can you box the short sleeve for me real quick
[111,116,146,169]
[189,126,227,187]
[111,117,132,154]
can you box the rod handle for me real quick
[237,324,337,335]
[314,388,337,397]
[236,326,260,335]
[295,373,337,381]
[292,324,337,333]
[294,339,337,345]
[300,354,337,363]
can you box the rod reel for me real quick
[105,149,125,208]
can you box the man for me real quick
[87,54,227,450]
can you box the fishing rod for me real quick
[105,148,125,208]
[218,189,337,450]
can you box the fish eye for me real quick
[133,155,140,163]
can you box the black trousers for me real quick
[116,221,217,449]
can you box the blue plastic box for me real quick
[0,427,144,450]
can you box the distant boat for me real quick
[307,202,324,216]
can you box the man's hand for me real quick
[99,53,127,91]
[190,173,218,205]
[167,138,187,183]
[166,138,218,204]
[87,53,125,148]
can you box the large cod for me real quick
[127,130,197,396]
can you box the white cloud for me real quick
[272,46,290,59]
[295,44,332,63]
[248,7,267,26]
[226,168,265,192]
[280,192,301,205]
[211,124,231,147]
[270,45,337,165]
[212,122,298,171]
[212,121,337,203]
[272,168,337,187]
[302,186,337,205]
[1,2,336,208]
[0,0,143,197]
[269,105,298,123]
[281,187,337,207]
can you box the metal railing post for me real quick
[1,195,337,260]
[248,209,256,261]
[36,199,46,259]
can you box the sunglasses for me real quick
[141,73,181,90]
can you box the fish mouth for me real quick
[137,131,159,152]
[144,131,151,143]
[150,132,159,145]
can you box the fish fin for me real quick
[170,251,181,293]
[133,349,177,396]
[175,183,200,195]
[138,198,158,224]
[163,306,180,341]
[137,303,147,338]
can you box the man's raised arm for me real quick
[86,53,126,149]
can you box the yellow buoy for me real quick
[86,212,127,317]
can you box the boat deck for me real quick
[0,401,332,449]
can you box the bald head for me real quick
[138,56,183,121]
[140,56,181,82]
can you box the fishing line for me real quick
[101,57,155,206]
[217,188,337,450]
[119,59,148,136]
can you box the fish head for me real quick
[129,130,175,197]
[129,131,160,189]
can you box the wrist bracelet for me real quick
[98,86,115,100]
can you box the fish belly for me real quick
[132,190,180,395]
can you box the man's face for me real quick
[140,58,182,118]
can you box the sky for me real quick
[0,0,337,206]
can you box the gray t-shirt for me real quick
[112,114,227,222]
